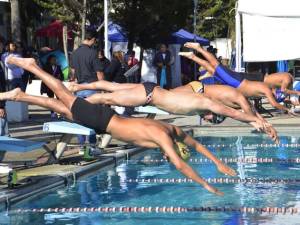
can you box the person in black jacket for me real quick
[0,63,8,136]
[41,54,64,98]
[153,44,173,89]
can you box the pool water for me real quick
[3,135,300,225]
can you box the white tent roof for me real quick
[238,0,300,17]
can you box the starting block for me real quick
[0,136,53,188]
[43,121,96,160]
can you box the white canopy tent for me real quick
[235,0,300,71]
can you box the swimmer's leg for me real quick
[179,52,215,80]
[184,43,219,68]
[86,85,147,106]
[0,88,73,120]
[68,80,139,93]
[7,56,76,110]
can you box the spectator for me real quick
[22,46,36,91]
[98,49,110,72]
[104,48,127,83]
[153,44,173,89]
[70,30,103,152]
[41,54,64,118]
[0,40,8,136]
[126,50,140,83]
[2,42,25,91]
[0,59,8,136]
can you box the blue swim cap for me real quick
[275,89,287,103]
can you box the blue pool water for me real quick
[2,135,300,225]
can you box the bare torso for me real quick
[173,83,242,109]
[264,73,293,89]
[237,80,268,97]
[107,115,173,148]
[152,87,207,115]
[203,85,242,108]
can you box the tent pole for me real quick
[104,0,109,58]
[193,0,198,80]
[235,10,242,72]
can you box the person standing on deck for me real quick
[70,30,104,153]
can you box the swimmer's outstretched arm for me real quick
[284,89,300,96]
[201,97,264,130]
[157,134,223,196]
[172,125,237,177]
[236,97,279,143]
[262,85,295,115]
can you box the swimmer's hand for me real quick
[203,183,224,196]
[184,42,201,50]
[217,163,237,176]
[288,108,300,117]
[249,121,263,132]
[264,123,279,144]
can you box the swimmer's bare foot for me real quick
[0,88,22,101]
[7,56,36,71]
[198,73,213,81]
[178,52,195,59]
[184,42,201,50]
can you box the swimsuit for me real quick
[188,81,204,93]
[214,64,244,88]
[71,97,116,134]
[142,82,158,105]
[214,64,267,87]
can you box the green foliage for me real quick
[196,0,236,40]
[110,0,193,49]
[86,0,104,26]
[33,0,82,23]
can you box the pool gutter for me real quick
[0,146,148,211]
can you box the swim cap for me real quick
[200,113,226,124]
[275,89,287,103]
[175,142,191,161]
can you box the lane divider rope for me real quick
[202,143,300,149]
[9,206,300,215]
[126,178,300,184]
[136,157,300,164]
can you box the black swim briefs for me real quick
[71,97,116,134]
[142,82,158,105]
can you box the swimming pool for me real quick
[2,135,300,225]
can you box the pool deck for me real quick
[1,103,300,209]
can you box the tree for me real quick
[10,0,21,43]
[195,0,236,40]
[19,1,43,46]
[33,0,84,63]
[33,0,104,55]
[110,0,193,50]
